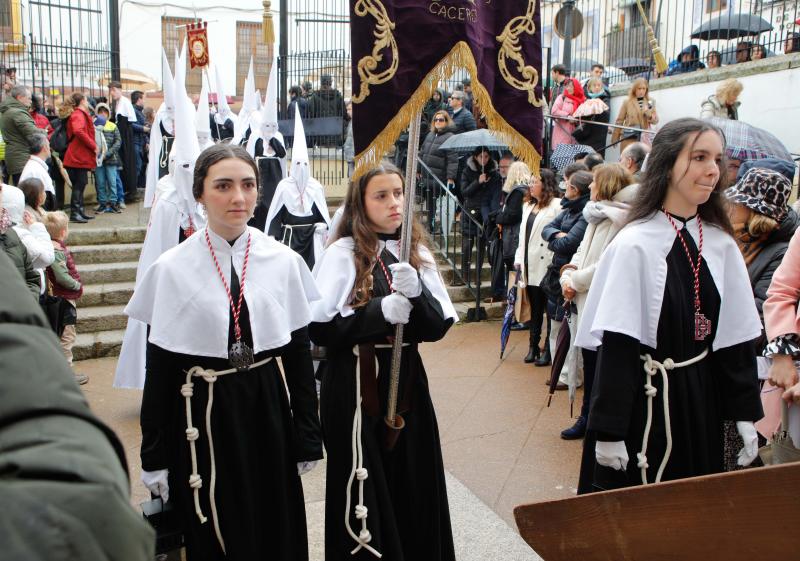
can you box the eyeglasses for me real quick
[433,118,446,122]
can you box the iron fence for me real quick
[540,0,800,86]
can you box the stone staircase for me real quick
[71,208,502,361]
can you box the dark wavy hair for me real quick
[192,144,258,200]
[524,168,558,207]
[333,162,430,308]
[626,117,732,235]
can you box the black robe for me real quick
[114,113,138,200]
[141,266,323,560]
[158,121,175,179]
[248,138,286,232]
[309,247,456,561]
[583,220,763,493]
[268,203,326,270]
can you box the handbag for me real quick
[512,271,531,324]
[40,294,77,337]
[540,263,563,301]
[141,497,184,555]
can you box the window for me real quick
[706,0,728,13]
[236,21,273,96]
[0,0,23,45]
[161,16,203,94]
[628,0,652,27]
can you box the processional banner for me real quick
[349,0,544,175]
[187,21,210,69]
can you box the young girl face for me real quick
[635,84,647,98]
[198,157,258,238]
[564,80,574,95]
[667,130,723,210]
[364,172,404,235]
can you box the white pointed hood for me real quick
[195,80,214,150]
[212,63,234,121]
[161,47,175,114]
[172,39,204,231]
[290,109,310,190]
[232,57,257,145]
[246,59,281,158]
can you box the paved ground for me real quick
[78,321,582,559]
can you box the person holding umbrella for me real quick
[558,163,636,449]
[514,169,562,365]
[460,146,501,286]
[310,162,458,561]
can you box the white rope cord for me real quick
[182,356,274,553]
[638,348,709,485]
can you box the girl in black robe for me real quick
[575,119,763,492]
[127,145,323,560]
[310,163,458,561]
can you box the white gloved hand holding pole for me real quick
[381,293,412,325]
[736,421,759,467]
[595,440,629,471]
[388,262,422,298]
[142,469,170,503]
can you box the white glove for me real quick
[297,460,318,476]
[314,222,328,233]
[595,440,629,471]
[736,421,759,467]
[142,469,170,503]
[388,262,422,298]
[381,293,412,325]
[214,113,227,125]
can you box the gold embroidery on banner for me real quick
[496,0,545,107]
[352,0,398,104]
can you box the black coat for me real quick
[572,92,611,156]
[493,185,527,260]
[450,108,476,134]
[749,209,800,327]
[419,125,457,186]
[542,194,590,271]
[460,157,501,236]
[422,89,448,129]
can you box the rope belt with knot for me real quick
[280,222,314,249]
[345,343,410,559]
[182,356,274,554]
[638,349,709,485]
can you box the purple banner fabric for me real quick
[350,0,545,174]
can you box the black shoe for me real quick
[510,321,530,331]
[78,207,95,220]
[109,203,123,214]
[70,213,88,224]
[534,348,552,367]
[560,416,587,440]
[524,345,540,363]
[94,204,106,213]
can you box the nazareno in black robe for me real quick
[309,243,456,561]
[582,217,763,493]
[140,265,323,560]
[268,203,326,270]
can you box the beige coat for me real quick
[611,97,658,144]
[514,197,562,286]
[699,94,740,120]
[561,184,639,322]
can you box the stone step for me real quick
[71,243,143,266]
[438,262,492,284]
[80,281,136,307]
[453,301,505,322]
[73,329,125,362]
[79,261,139,285]
[76,304,128,334]
[68,226,146,246]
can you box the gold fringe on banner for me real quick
[262,1,275,44]
[353,41,542,181]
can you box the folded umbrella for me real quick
[707,117,792,163]
[547,305,572,408]
[499,268,519,359]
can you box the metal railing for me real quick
[417,158,488,321]
[540,0,800,86]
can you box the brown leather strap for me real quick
[358,344,380,417]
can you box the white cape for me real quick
[114,95,138,121]
[126,226,320,358]
[310,236,458,324]
[113,188,189,389]
[266,176,330,261]
[575,212,761,352]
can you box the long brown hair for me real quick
[627,78,650,101]
[58,92,85,119]
[333,162,431,308]
[626,118,733,235]
[524,168,558,207]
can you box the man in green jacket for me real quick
[0,248,155,560]
[0,85,41,184]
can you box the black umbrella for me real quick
[547,306,572,409]
[690,13,772,41]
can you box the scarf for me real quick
[0,208,10,234]
[583,200,631,226]
[733,222,770,266]
[563,78,586,109]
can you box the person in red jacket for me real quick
[60,92,96,223]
